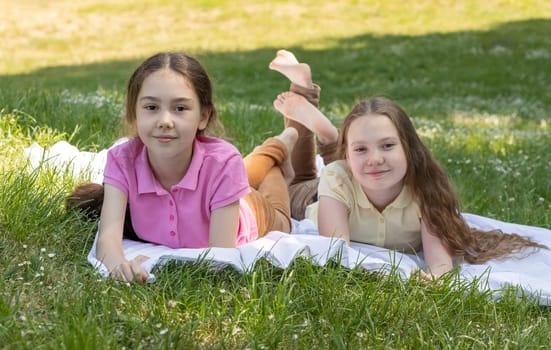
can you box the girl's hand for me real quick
[411,268,445,286]
[109,255,150,283]
[416,269,433,282]
[410,268,433,282]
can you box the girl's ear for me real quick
[198,107,211,131]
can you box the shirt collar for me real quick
[135,137,205,195]
[135,141,162,195]
[174,137,205,191]
[389,185,414,208]
[352,175,373,209]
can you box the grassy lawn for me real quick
[1,0,551,348]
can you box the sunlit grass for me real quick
[1,0,551,348]
[2,0,551,74]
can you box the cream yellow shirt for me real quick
[305,160,422,253]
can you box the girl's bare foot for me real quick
[273,92,338,145]
[275,127,298,185]
[269,49,312,88]
[270,49,299,65]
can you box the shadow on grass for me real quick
[1,18,550,144]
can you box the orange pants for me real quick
[243,82,339,236]
[243,137,292,236]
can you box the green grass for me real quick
[1,0,551,348]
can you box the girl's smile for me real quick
[154,135,177,143]
[365,169,390,177]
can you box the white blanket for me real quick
[25,141,551,305]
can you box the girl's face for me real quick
[345,114,407,202]
[135,69,208,163]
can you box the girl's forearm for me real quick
[420,220,453,278]
[96,234,128,272]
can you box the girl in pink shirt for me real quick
[68,52,299,282]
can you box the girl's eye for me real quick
[175,106,189,112]
[382,143,395,150]
[354,147,366,153]
[144,104,157,111]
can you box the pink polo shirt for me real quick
[103,136,258,248]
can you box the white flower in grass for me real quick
[526,49,551,59]
[159,328,168,335]
[538,197,545,203]
[468,47,483,55]
[48,253,56,258]
[490,45,510,55]
[292,334,298,340]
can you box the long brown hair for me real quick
[337,96,546,263]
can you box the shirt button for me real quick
[169,214,175,221]
[172,188,178,193]
[169,200,174,206]
[169,231,176,236]
[379,218,384,223]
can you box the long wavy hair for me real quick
[337,96,546,263]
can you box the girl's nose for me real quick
[366,151,384,166]
[157,111,174,128]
